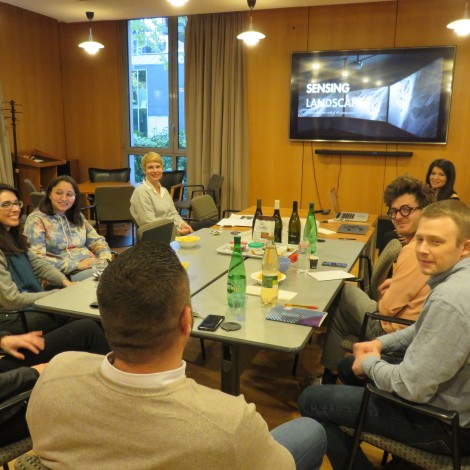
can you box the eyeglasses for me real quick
[0,200,23,210]
[52,190,76,199]
[387,204,421,219]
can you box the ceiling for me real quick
[3,0,393,23]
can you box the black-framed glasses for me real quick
[387,204,420,219]
[0,200,23,210]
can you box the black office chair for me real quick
[137,219,176,244]
[160,170,185,203]
[342,383,470,470]
[0,390,32,470]
[88,167,131,183]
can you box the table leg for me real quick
[220,343,258,396]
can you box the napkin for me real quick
[246,285,297,301]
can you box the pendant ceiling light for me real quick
[167,0,188,5]
[447,0,470,36]
[78,11,105,55]
[237,0,265,46]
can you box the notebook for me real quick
[336,224,368,235]
[329,188,369,222]
[266,305,328,327]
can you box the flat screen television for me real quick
[289,46,456,144]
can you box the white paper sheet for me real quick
[217,214,254,227]
[307,270,356,281]
[246,285,297,301]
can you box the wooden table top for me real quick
[78,181,133,195]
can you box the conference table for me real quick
[34,223,372,395]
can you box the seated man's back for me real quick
[28,351,293,470]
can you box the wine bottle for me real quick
[261,236,279,305]
[273,200,283,243]
[303,202,318,254]
[252,198,263,236]
[288,201,301,245]
[227,236,246,308]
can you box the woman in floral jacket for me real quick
[24,176,112,281]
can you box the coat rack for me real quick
[1,99,22,188]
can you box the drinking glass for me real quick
[92,259,108,278]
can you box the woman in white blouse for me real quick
[130,152,193,235]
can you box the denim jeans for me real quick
[298,384,470,470]
[271,417,327,470]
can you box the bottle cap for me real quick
[274,199,280,209]
[234,235,241,243]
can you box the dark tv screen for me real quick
[289,46,456,144]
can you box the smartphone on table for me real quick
[197,315,225,331]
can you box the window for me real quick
[126,17,187,184]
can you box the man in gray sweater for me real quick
[27,242,326,470]
[298,199,470,470]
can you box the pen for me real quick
[284,303,318,310]
[338,237,356,240]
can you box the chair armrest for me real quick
[366,384,459,425]
[0,390,32,414]
[222,209,240,218]
[170,183,185,201]
[365,311,415,327]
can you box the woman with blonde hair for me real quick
[130,152,193,234]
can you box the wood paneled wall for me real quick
[0,3,65,160]
[58,21,124,181]
[1,0,469,214]
[247,0,470,216]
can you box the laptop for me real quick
[329,188,369,222]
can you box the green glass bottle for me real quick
[303,202,318,254]
[252,198,263,236]
[227,236,246,308]
[273,199,283,243]
[288,201,301,245]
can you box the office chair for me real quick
[186,195,219,230]
[88,167,131,183]
[175,174,224,218]
[92,186,135,245]
[348,238,402,301]
[14,455,49,469]
[137,219,176,244]
[0,391,32,470]
[160,170,185,203]
[342,383,470,470]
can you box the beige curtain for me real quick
[185,12,248,213]
[0,83,14,185]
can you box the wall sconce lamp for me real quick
[237,0,265,46]
[447,0,470,36]
[78,12,105,55]
[167,0,188,5]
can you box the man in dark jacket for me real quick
[0,319,109,445]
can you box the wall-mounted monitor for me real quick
[289,46,456,144]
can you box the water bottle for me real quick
[273,200,282,243]
[288,201,301,245]
[227,236,246,308]
[303,202,318,254]
[261,236,280,305]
